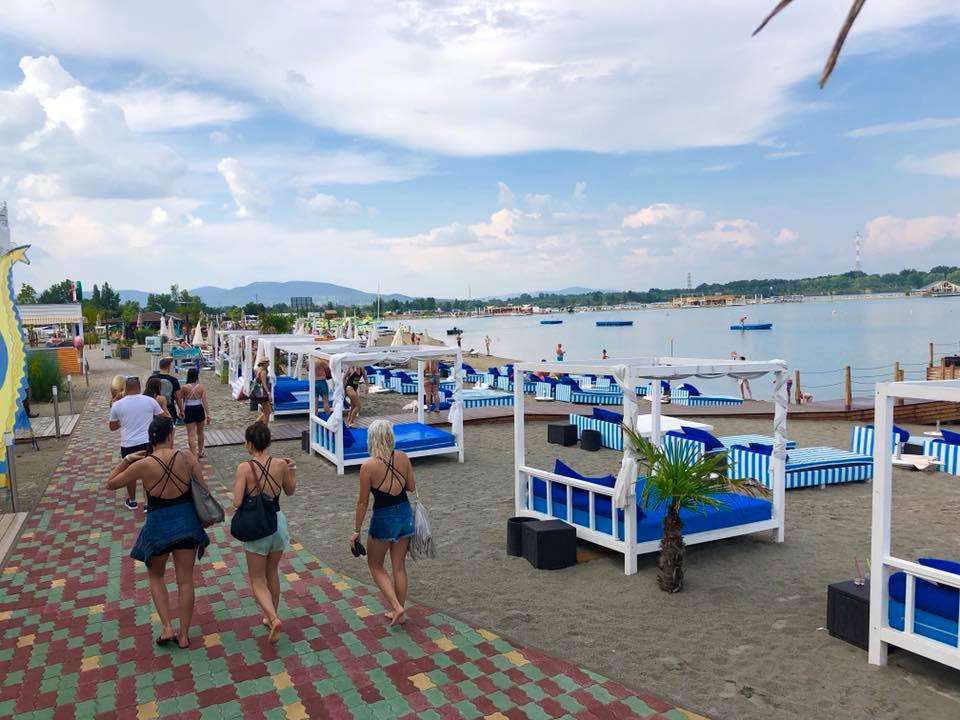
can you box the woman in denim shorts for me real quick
[350,420,415,626]
[232,422,298,642]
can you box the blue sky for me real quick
[1,1,959,299]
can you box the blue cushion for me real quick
[592,407,624,424]
[680,383,701,396]
[660,380,671,393]
[919,557,960,579]
[866,423,911,443]
[890,571,959,621]
[680,426,723,451]
[342,424,355,448]
[748,442,773,456]
[940,428,960,446]
[462,363,476,373]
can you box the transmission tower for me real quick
[854,232,863,272]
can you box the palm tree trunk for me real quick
[657,504,685,592]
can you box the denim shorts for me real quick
[242,510,290,555]
[369,502,414,542]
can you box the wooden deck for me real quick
[14,414,81,442]
[0,512,27,567]
[205,421,307,448]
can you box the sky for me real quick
[1,0,960,299]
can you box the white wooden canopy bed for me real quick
[513,356,790,576]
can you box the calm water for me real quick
[404,296,960,400]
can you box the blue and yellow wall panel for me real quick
[0,245,29,490]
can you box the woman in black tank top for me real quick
[106,416,210,649]
[352,420,416,626]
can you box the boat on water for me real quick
[540,319,563,325]
[730,322,773,330]
[446,327,463,336]
[596,320,633,327]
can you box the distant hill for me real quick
[488,286,613,300]
[120,281,409,308]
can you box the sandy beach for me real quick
[195,371,960,720]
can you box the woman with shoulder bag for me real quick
[105,416,210,648]
[232,421,297,642]
[252,358,273,425]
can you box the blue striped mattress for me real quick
[671,388,743,406]
[923,439,960,476]
[728,446,873,489]
[460,390,513,408]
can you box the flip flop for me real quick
[268,617,282,643]
[156,634,175,646]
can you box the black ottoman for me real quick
[581,429,602,451]
[301,429,310,453]
[548,423,578,447]
[522,519,577,570]
[506,516,536,557]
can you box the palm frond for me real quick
[754,0,869,87]
[622,425,770,516]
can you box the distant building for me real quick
[913,280,960,297]
[291,296,314,310]
[672,293,744,308]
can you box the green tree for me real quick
[38,279,75,304]
[16,284,37,304]
[624,427,769,593]
[90,284,102,307]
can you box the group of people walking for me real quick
[107,362,417,645]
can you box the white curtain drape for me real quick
[611,363,639,509]
[447,362,463,431]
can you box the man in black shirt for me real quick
[152,356,184,423]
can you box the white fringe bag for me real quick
[408,490,436,560]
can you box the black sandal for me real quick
[156,634,175,646]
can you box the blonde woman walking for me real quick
[350,420,415,625]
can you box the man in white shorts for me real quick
[109,376,165,510]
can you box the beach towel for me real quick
[408,490,436,560]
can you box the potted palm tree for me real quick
[623,427,770,593]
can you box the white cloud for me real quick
[209,130,230,145]
[573,181,587,201]
[0,55,185,199]
[297,192,363,216]
[102,86,253,132]
[623,203,703,228]
[496,181,515,209]
[149,207,169,226]
[525,193,552,216]
[694,219,760,249]
[4,1,959,155]
[864,213,960,252]
[217,157,271,217]
[262,150,431,186]
[765,150,809,160]
[846,116,960,138]
[702,163,737,173]
[775,227,799,245]
[899,151,960,179]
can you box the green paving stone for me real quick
[488,690,515,711]
[156,697,180,717]
[457,680,483,699]
[662,710,694,720]
[520,681,548,701]
[554,693,585,713]
[623,696,657,715]
[584,683,618,704]
[276,686,300,706]
[452,700,484,720]
[199,706,222,720]
[422,687,448,707]
[517,703,554,720]
[553,673,580,692]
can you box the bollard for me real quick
[929,342,934,368]
[794,369,801,404]
[52,385,61,439]
[843,366,852,411]
[84,357,90,387]
[4,433,19,513]
[67,374,75,415]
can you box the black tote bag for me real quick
[230,460,278,541]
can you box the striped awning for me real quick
[17,303,84,326]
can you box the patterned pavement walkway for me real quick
[0,380,701,720]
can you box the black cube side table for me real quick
[826,579,871,650]
[581,429,602,451]
[547,423,578,447]
[522,519,577,570]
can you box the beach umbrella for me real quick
[390,326,404,347]
[158,315,167,339]
[136,312,143,329]
[192,321,203,346]
[369,323,379,346]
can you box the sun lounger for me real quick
[313,416,456,460]
[554,380,623,405]
[922,428,960,476]
[568,411,729,451]
[727,444,873,489]
[671,383,743,407]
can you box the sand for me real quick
[15,350,960,718]
[201,397,960,720]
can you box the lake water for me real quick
[404,296,960,400]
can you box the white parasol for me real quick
[390,325,404,347]
[192,321,203,346]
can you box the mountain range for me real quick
[119,281,411,308]
[118,282,607,307]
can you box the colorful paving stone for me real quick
[0,379,697,719]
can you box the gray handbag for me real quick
[191,477,225,528]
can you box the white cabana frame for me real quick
[307,345,465,475]
[869,379,960,671]
[217,330,256,383]
[513,356,789,575]
[265,338,361,417]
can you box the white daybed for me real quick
[869,379,960,670]
[513,356,789,575]
[264,338,360,417]
[307,345,466,475]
